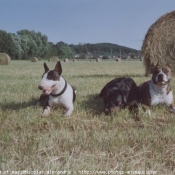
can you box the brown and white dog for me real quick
[139,64,175,113]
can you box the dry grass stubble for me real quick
[0,60,175,174]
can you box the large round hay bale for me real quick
[31,57,38,62]
[139,56,143,61]
[0,53,11,65]
[142,10,175,75]
[96,58,101,62]
[48,56,59,62]
[116,58,121,62]
[73,58,77,62]
[64,58,69,62]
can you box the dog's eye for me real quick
[154,69,160,74]
[154,70,158,74]
[47,75,52,80]
[162,68,168,73]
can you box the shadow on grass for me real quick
[0,94,103,115]
[80,93,104,115]
[0,97,38,111]
[73,73,145,79]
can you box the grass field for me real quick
[0,60,175,175]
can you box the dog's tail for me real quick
[71,86,77,102]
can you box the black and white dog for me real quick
[139,64,175,113]
[38,61,76,117]
[99,77,139,120]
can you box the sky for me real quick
[0,0,175,50]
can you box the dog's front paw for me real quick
[64,111,72,117]
[169,107,175,113]
[168,104,175,113]
[63,105,74,117]
[41,106,51,117]
[64,107,73,117]
[143,109,152,116]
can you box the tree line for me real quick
[0,29,139,60]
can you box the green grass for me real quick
[0,60,175,174]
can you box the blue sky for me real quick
[0,0,175,50]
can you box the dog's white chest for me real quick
[50,96,62,105]
[149,82,173,106]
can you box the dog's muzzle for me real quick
[157,74,164,82]
[156,73,170,85]
[104,107,116,115]
[38,85,44,90]
[104,108,110,115]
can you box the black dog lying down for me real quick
[99,77,139,120]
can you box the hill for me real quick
[69,42,140,58]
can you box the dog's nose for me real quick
[38,85,43,90]
[158,74,164,81]
[104,108,109,115]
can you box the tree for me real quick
[16,29,48,59]
[11,34,23,60]
[57,45,74,59]
[44,42,57,59]
[102,55,109,59]
[0,30,17,58]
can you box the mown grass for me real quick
[0,60,175,174]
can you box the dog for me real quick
[138,63,175,113]
[99,77,139,120]
[38,61,76,117]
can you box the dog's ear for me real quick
[54,61,62,75]
[150,62,159,73]
[149,63,156,74]
[44,62,49,72]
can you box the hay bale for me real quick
[48,56,59,62]
[64,58,69,62]
[73,58,77,62]
[0,53,11,65]
[31,57,38,62]
[142,10,175,75]
[96,58,101,62]
[140,57,143,61]
[116,58,121,62]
